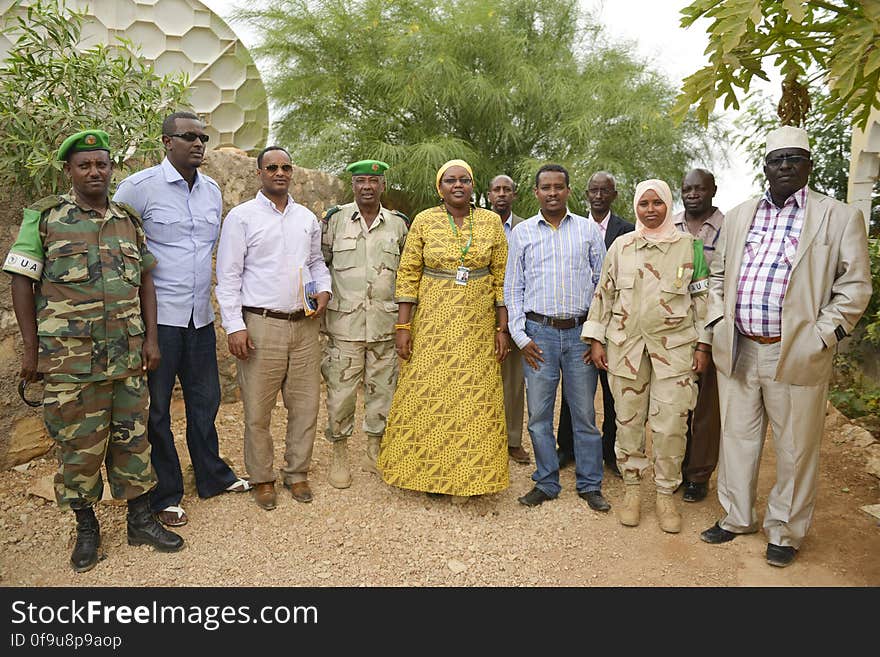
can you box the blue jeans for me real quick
[522,319,602,497]
[147,320,236,512]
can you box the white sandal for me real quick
[225,478,252,493]
[157,505,187,526]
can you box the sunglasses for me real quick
[262,164,293,173]
[765,154,809,167]
[169,132,210,143]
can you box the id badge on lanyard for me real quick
[448,208,473,286]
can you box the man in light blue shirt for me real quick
[114,111,248,528]
[505,164,610,511]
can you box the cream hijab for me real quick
[632,179,680,243]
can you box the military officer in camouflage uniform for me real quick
[321,160,409,488]
[4,130,184,573]
[582,179,709,534]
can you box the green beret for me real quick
[346,159,389,176]
[57,130,110,161]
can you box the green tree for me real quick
[238,0,715,217]
[736,86,879,234]
[0,0,190,201]
[673,0,880,129]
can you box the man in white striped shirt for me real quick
[505,164,609,511]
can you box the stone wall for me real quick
[200,149,348,403]
[0,150,348,468]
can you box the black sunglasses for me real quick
[169,132,210,143]
[262,164,294,173]
[765,154,809,167]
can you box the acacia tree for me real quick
[0,0,189,200]
[238,0,712,217]
[673,0,880,128]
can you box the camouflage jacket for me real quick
[321,203,409,342]
[2,194,157,382]
[582,232,708,380]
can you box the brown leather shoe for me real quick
[287,481,313,503]
[254,482,276,510]
[508,445,531,464]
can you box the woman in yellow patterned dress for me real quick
[378,160,510,502]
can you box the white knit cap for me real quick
[765,125,811,155]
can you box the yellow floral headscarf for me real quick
[633,179,680,243]
[436,159,474,196]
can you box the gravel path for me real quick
[1,388,878,587]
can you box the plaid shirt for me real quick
[734,187,807,337]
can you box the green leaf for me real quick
[781,0,805,23]
[0,0,189,200]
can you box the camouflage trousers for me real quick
[609,348,697,493]
[43,374,155,510]
[322,336,397,442]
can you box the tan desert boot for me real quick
[328,440,352,489]
[656,493,682,533]
[363,436,381,474]
[618,485,641,527]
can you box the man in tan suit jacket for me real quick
[697,126,872,567]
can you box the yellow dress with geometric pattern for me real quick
[377,206,510,495]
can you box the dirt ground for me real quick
[0,385,878,587]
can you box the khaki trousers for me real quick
[501,341,525,448]
[238,313,321,485]
[610,349,696,493]
[322,336,397,441]
[716,335,827,549]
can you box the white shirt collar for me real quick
[256,190,294,213]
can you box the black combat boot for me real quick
[71,506,101,573]
[126,494,185,552]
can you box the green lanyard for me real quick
[446,207,474,264]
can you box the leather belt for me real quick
[741,333,781,344]
[243,306,306,322]
[525,312,587,330]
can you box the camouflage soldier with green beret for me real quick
[321,160,409,487]
[3,130,184,573]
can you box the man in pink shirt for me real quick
[215,146,332,511]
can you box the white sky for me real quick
[203,0,771,212]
